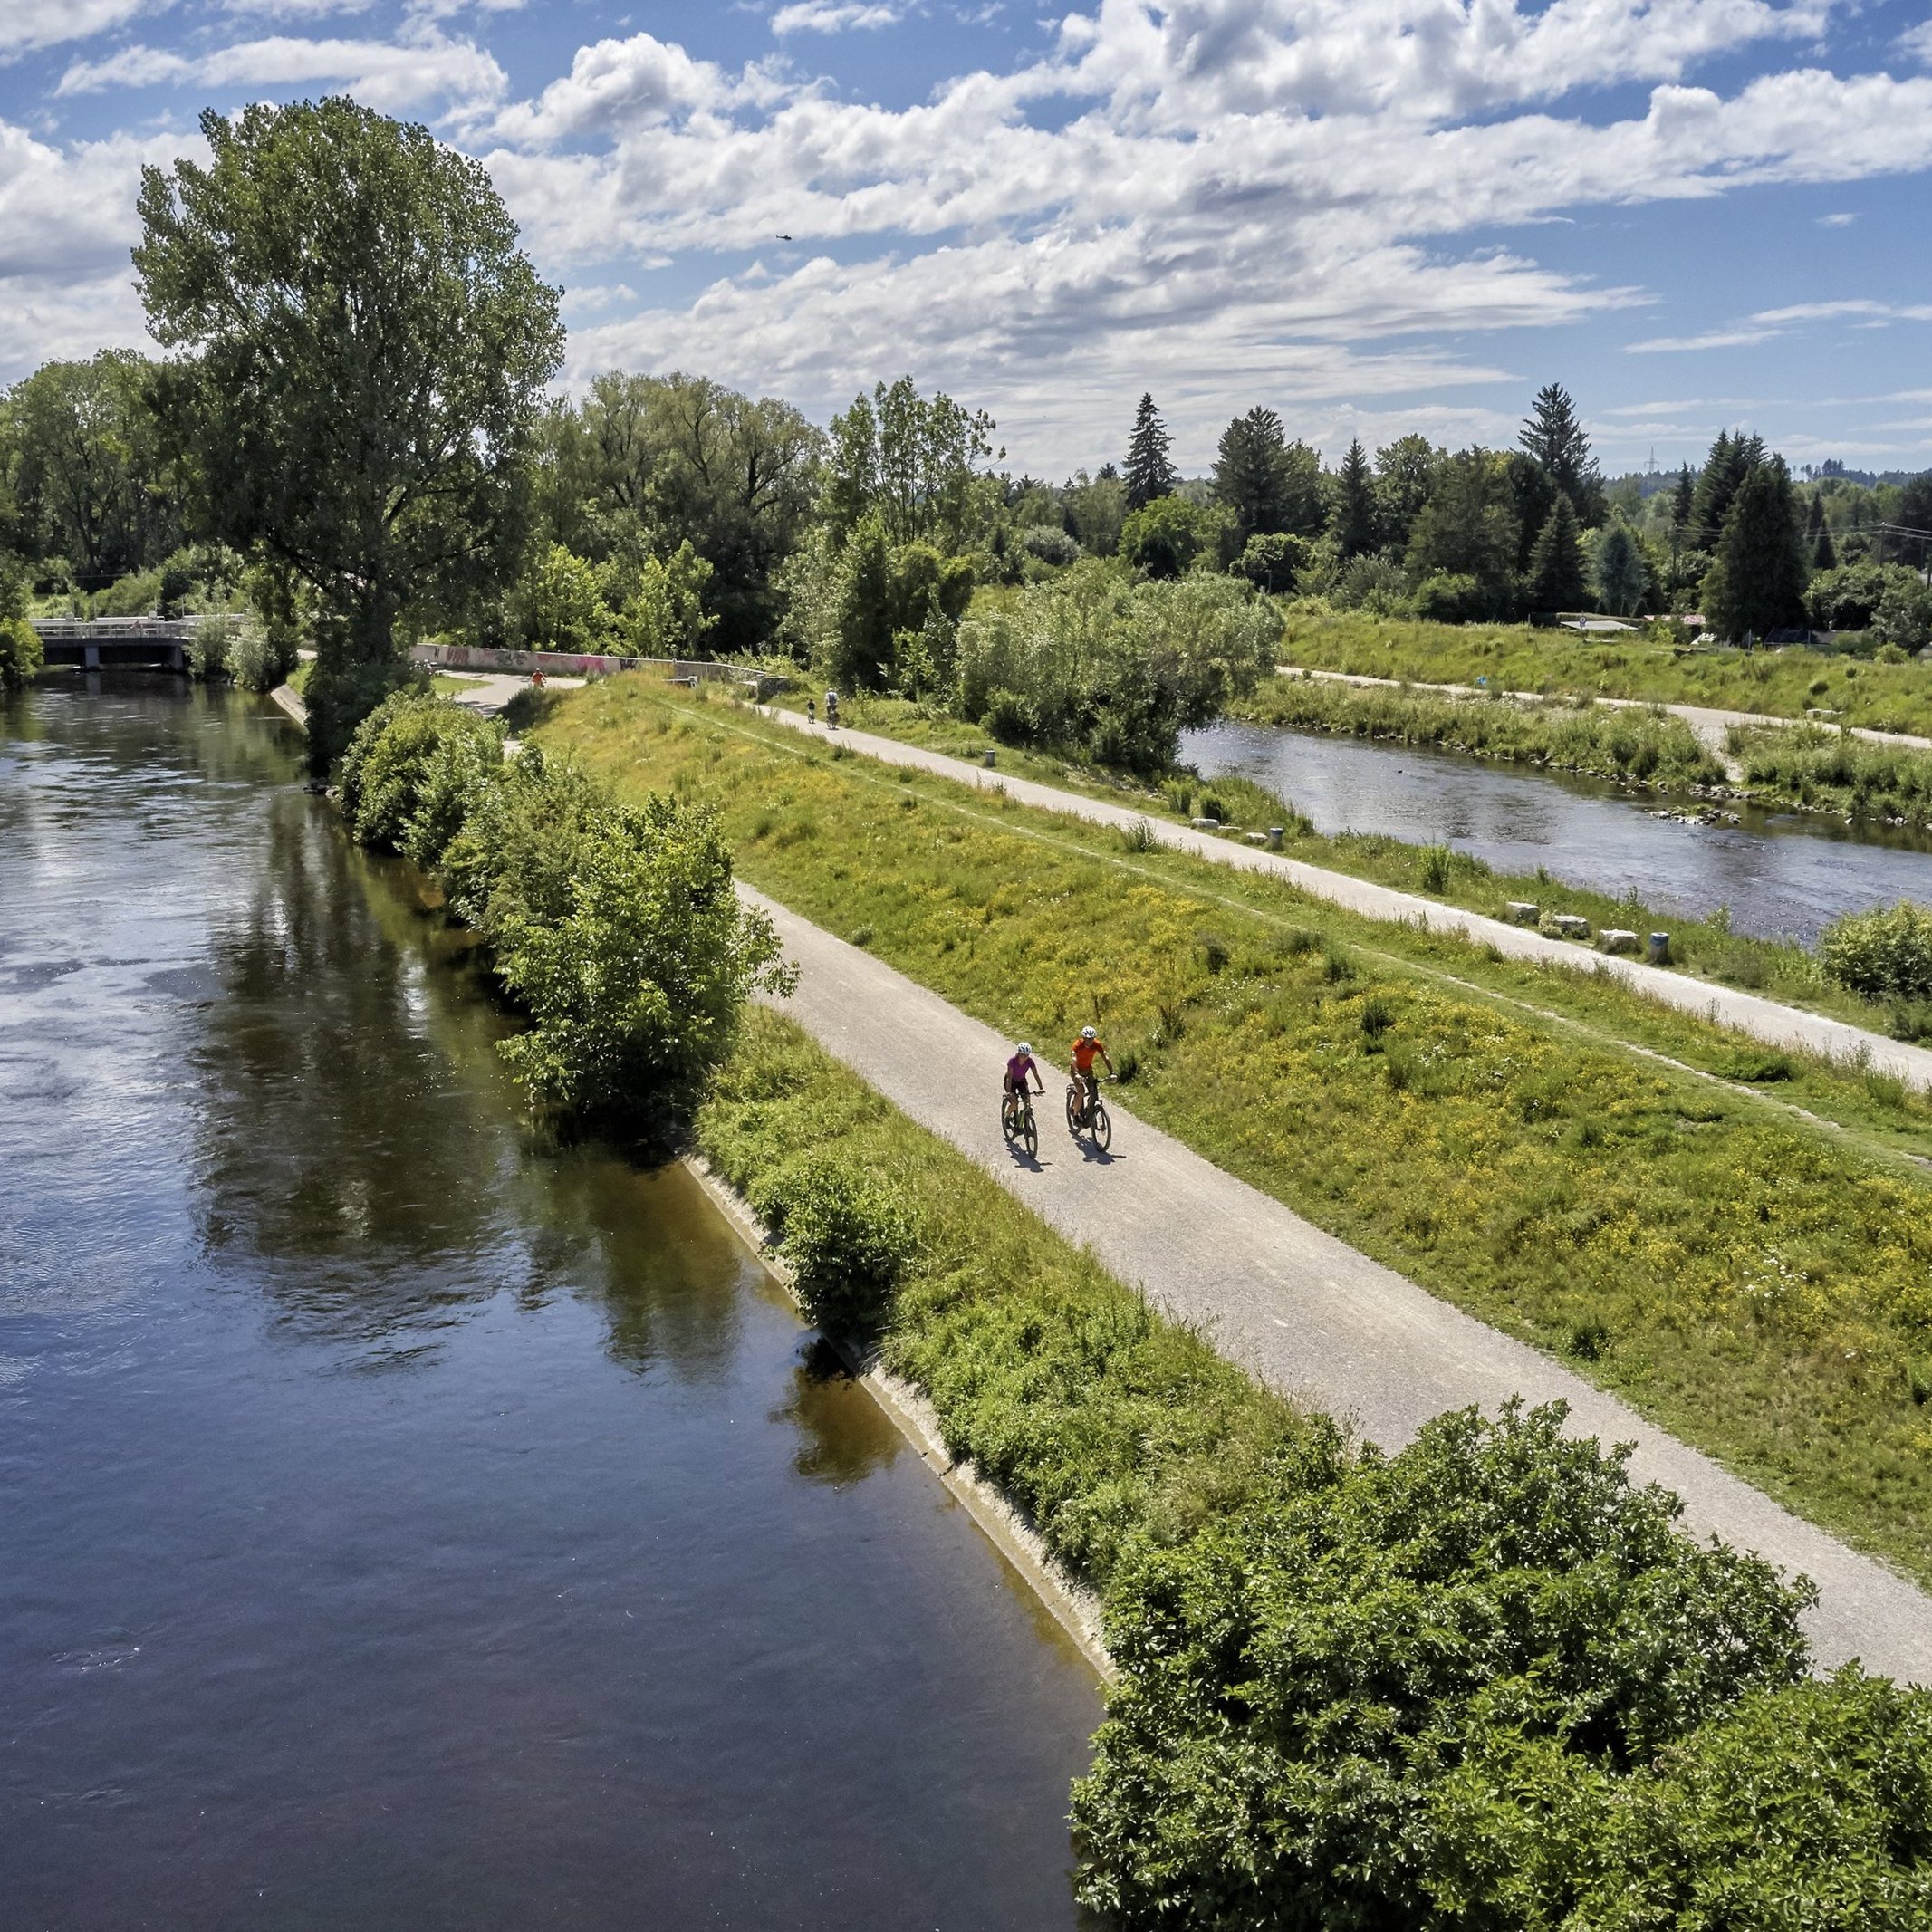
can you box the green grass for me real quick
[537,675,1932,1587]
[698,1006,1316,1591]
[1233,672,1726,790]
[765,684,1917,1036]
[1278,607,1932,735]
[1733,722,1932,830]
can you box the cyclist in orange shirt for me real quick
[1070,1025,1112,1120]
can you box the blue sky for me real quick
[4,1,1930,478]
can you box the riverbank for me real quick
[764,684,1932,1039]
[1280,607,1932,735]
[534,674,1932,1589]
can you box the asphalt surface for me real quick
[748,884,1932,1684]
[751,702,1932,1091]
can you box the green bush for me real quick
[755,1156,918,1335]
[0,615,43,689]
[184,615,231,680]
[1120,495,1225,579]
[337,690,500,851]
[1072,1400,1815,1929]
[1413,571,1490,623]
[1821,900,1932,1002]
[226,619,297,693]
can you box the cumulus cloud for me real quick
[57,29,507,112]
[0,0,155,58]
[772,3,900,33]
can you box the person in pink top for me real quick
[1004,1042,1043,1107]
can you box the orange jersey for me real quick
[1071,1035,1106,1072]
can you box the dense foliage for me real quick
[1821,901,1932,1003]
[336,692,790,1131]
[135,99,563,767]
[696,1005,1932,1932]
[956,563,1277,769]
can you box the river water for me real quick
[1184,717,1932,944]
[0,678,1099,1930]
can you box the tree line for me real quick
[3,93,1929,748]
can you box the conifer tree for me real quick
[1519,381,1604,526]
[1691,430,1764,551]
[1672,463,1695,533]
[1525,491,1588,612]
[1331,437,1378,559]
[1124,393,1178,511]
[1593,518,1649,616]
[1705,458,1809,642]
[1213,406,1291,543]
[1814,519,1838,572]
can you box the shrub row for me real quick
[698,1011,1932,1931]
[335,691,791,1132]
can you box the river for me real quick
[0,678,1100,1930]
[1184,716,1932,944]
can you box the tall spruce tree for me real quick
[1593,518,1649,616]
[1124,393,1178,510]
[1331,437,1377,559]
[1672,463,1696,533]
[1814,519,1838,571]
[1705,458,1809,642]
[1525,491,1588,611]
[1691,430,1764,551]
[1213,406,1291,543]
[1519,381,1604,527]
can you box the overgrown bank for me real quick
[537,676,1932,1585]
[1279,608,1932,735]
[703,1008,1932,1930]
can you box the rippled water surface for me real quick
[0,678,1098,1931]
[1184,716,1932,943]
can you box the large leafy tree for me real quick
[135,99,563,767]
[1705,458,1809,641]
[823,375,995,550]
[1123,393,1178,510]
[4,351,184,587]
[1372,433,1443,553]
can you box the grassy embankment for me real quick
[767,686,1928,1039]
[535,674,1932,1587]
[1279,607,1932,735]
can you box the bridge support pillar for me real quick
[83,645,100,669]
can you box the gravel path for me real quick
[749,884,1932,1684]
[1289,664,1932,764]
[751,703,1932,1091]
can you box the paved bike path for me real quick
[751,703,1932,1091]
[747,882,1932,1684]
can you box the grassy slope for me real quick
[767,687,1920,1039]
[539,677,1932,1586]
[698,1007,1316,1594]
[1279,609,1932,735]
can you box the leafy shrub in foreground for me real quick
[337,690,500,852]
[1821,900,1932,1002]
[1072,1400,1813,1928]
[755,1156,918,1335]
[0,614,43,689]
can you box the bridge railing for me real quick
[30,616,242,640]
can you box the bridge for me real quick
[29,617,239,671]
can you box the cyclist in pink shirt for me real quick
[1004,1042,1043,1106]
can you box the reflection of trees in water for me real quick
[774,1340,905,1487]
[533,1158,749,1385]
[191,791,524,1345]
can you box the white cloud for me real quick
[1901,19,1932,68]
[1626,328,1780,353]
[772,3,900,33]
[1817,209,1857,225]
[58,30,507,112]
[1754,299,1932,324]
[0,0,156,58]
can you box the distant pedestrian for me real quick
[806,697,816,726]
[825,689,841,727]
[531,668,545,688]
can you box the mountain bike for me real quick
[1001,1086,1039,1158]
[1065,1076,1112,1152]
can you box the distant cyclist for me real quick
[1004,1041,1044,1109]
[1070,1026,1112,1118]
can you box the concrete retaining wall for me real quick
[412,642,784,696]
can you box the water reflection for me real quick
[1187,716,1932,942]
[777,1339,908,1486]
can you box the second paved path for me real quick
[750,702,1932,1091]
[747,883,1932,1685]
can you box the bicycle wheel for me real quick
[1021,1106,1039,1158]
[1091,1099,1112,1152]
[1001,1094,1018,1143]
[1065,1085,1082,1135]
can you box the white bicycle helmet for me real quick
[1017,1043,1033,1057]
[1081,1026,1098,1040]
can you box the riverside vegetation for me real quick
[538,674,1932,1589]
[700,1012,1932,1930]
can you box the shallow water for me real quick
[0,677,1099,1931]
[1184,716,1932,944]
